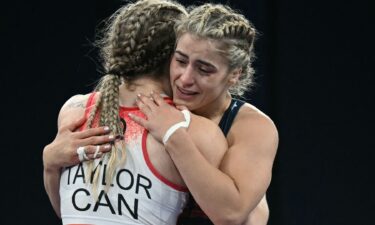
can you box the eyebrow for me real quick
[175,50,216,68]
[175,50,188,58]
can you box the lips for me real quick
[177,86,198,95]
[175,86,198,100]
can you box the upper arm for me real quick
[219,108,279,210]
[188,115,228,168]
[57,94,91,129]
[43,94,91,218]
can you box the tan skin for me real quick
[43,35,272,224]
[130,33,278,225]
[44,92,271,225]
[43,77,228,219]
[43,95,115,217]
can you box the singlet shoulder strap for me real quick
[84,92,97,117]
[218,98,245,136]
[80,92,100,130]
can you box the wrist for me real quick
[164,128,188,152]
[162,109,191,145]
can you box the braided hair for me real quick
[175,3,257,97]
[85,0,187,192]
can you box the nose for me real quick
[179,65,195,87]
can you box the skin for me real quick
[43,95,114,217]
[43,76,228,219]
[131,33,279,225]
[44,33,273,225]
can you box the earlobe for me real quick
[228,69,242,85]
[228,77,237,85]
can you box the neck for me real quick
[192,92,232,124]
[119,77,167,107]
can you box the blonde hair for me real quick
[85,0,187,193]
[175,3,257,97]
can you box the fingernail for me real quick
[137,93,141,97]
[115,135,124,140]
[105,144,111,149]
[109,135,114,139]
[104,126,110,131]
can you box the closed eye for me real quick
[175,58,187,66]
[199,67,211,74]
[197,63,215,75]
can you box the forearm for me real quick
[165,130,249,225]
[242,196,269,225]
[44,168,62,217]
[43,146,62,218]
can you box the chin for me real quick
[172,97,186,105]
[172,97,192,109]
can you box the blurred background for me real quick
[2,0,373,224]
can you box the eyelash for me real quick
[175,58,187,65]
[175,57,212,75]
[199,68,210,74]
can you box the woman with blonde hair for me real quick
[43,1,275,225]
[43,1,228,224]
[131,3,278,225]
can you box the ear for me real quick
[228,68,242,85]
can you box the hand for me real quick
[129,92,188,143]
[43,116,115,172]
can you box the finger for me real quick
[75,126,111,139]
[79,133,116,146]
[85,152,103,160]
[137,93,158,110]
[76,146,87,162]
[150,91,166,106]
[85,144,112,158]
[135,96,153,115]
[128,113,149,129]
[93,145,101,158]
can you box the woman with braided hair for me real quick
[43,1,229,224]
[44,1,274,225]
[130,3,278,225]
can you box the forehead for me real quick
[176,33,228,65]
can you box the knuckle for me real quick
[95,127,104,133]
[69,132,77,139]
[87,136,95,143]
[60,123,69,130]
[84,129,94,136]
[90,137,100,145]
[70,141,78,149]
[86,145,93,154]
[100,135,109,143]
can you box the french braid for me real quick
[85,0,187,193]
[176,3,257,96]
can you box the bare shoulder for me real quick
[228,103,279,154]
[237,103,278,134]
[188,113,227,146]
[58,93,93,128]
[188,113,228,167]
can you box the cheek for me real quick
[196,81,217,97]
[200,77,228,96]
[169,61,179,81]
[200,77,223,90]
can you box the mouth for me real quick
[175,86,198,100]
